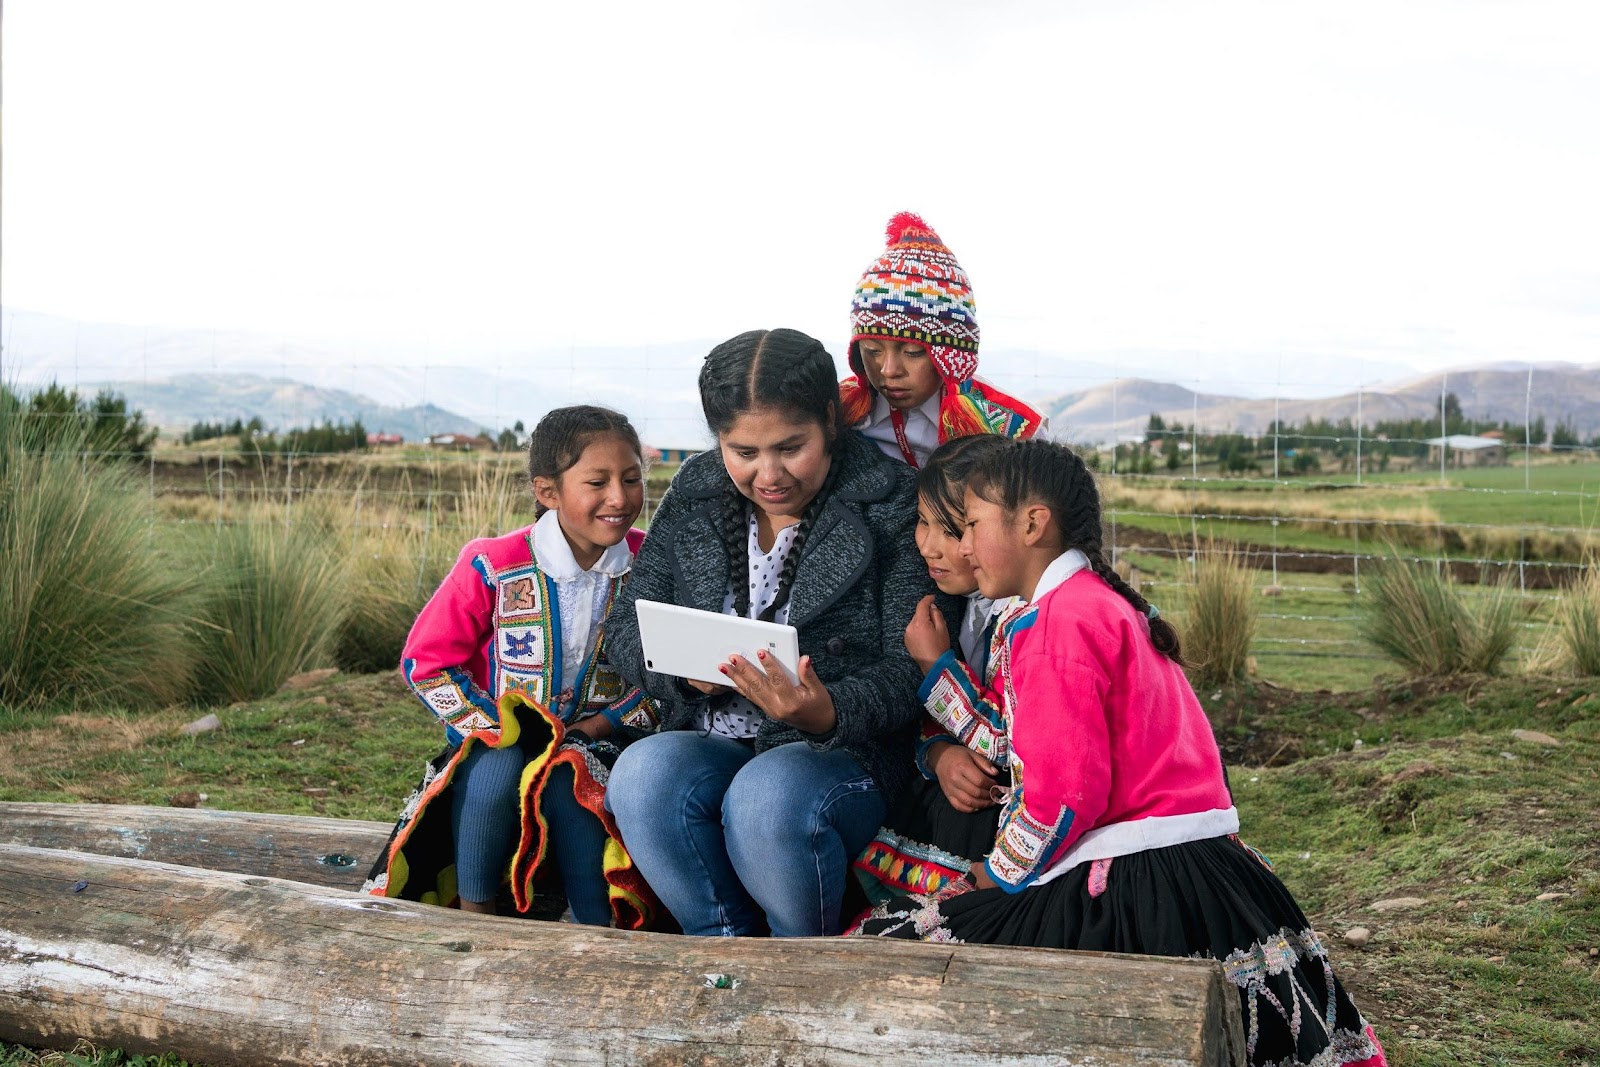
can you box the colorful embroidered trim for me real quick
[987,796,1072,890]
[854,830,972,903]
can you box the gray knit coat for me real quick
[603,429,932,805]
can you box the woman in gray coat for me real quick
[603,328,932,937]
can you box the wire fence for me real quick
[6,316,1598,686]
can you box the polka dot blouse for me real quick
[706,512,800,739]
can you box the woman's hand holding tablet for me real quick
[635,601,801,687]
[718,650,838,735]
[635,600,835,732]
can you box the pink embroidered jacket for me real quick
[984,567,1237,892]
[401,526,655,744]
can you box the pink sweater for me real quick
[986,568,1237,891]
[401,525,652,744]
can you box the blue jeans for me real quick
[606,731,886,936]
[449,741,613,925]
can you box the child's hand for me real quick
[928,741,999,813]
[720,652,836,734]
[567,715,614,742]
[685,678,733,697]
[904,595,951,674]
[968,863,998,891]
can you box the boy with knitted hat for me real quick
[839,212,1045,467]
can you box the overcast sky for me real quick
[4,0,1597,396]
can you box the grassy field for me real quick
[82,448,1598,698]
[4,670,1598,1066]
[1103,454,1600,567]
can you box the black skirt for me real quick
[849,835,1386,1067]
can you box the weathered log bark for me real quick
[0,802,389,890]
[0,845,1246,1067]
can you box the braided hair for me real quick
[967,439,1185,664]
[918,433,1011,538]
[699,329,843,622]
[526,405,643,518]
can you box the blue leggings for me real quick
[448,741,613,925]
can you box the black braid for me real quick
[525,405,643,518]
[719,480,754,619]
[968,439,1185,665]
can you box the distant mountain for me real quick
[76,373,488,441]
[15,307,1583,447]
[1044,363,1600,443]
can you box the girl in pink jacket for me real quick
[852,439,1386,1067]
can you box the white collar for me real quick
[1030,548,1091,603]
[866,391,942,428]
[965,593,997,628]
[532,509,633,581]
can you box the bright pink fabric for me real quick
[1008,569,1234,873]
[401,526,646,700]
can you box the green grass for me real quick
[1360,560,1519,677]
[0,671,436,818]
[6,671,1600,1065]
[1124,548,1565,693]
[1232,681,1600,1066]
[1106,456,1600,564]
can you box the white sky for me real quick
[4,0,1599,391]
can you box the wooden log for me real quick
[0,802,389,890]
[0,845,1246,1066]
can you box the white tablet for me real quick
[635,600,801,687]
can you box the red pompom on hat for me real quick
[839,212,1044,444]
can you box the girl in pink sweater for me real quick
[852,439,1386,1067]
[365,406,659,928]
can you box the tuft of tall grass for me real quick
[1360,556,1519,676]
[1551,563,1600,675]
[0,398,199,708]
[329,467,526,674]
[1181,547,1258,688]
[335,522,454,674]
[189,519,349,703]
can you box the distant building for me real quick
[426,432,496,451]
[1425,434,1506,467]
[652,446,701,464]
[366,432,404,446]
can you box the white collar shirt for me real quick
[859,393,942,467]
[532,508,634,711]
[1030,548,1092,604]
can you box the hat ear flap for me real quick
[838,375,873,428]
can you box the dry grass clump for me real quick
[1532,562,1600,676]
[1360,556,1520,676]
[189,519,349,703]
[333,468,530,673]
[0,399,200,708]
[1181,547,1258,688]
